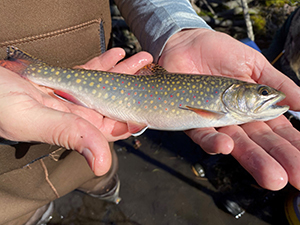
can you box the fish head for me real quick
[222,83,289,121]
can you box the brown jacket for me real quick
[0,0,111,67]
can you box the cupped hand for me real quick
[0,48,153,176]
[159,28,300,190]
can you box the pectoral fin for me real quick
[185,106,225,119]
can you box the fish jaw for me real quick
[253,93,289,121]
[222,83,289,122]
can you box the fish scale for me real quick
[0,47,289,134]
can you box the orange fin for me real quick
[185,106,225,119]
[0,46,40,75]
[127,121,148,136]
[54,90,87,107]
[135,63,169,75]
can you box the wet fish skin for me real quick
[0,47,289,133]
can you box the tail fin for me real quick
[0,46,41,75]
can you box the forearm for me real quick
[114,0,212,62]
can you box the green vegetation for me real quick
[251,14,267,34]
[265,0,298,7]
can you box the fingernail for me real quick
[82,148,95,172]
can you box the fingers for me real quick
[81,49,153,75]
[34,107,112,176]
[219,124,288,190]
[80,48,126,71]
[108,51,153,74]
[185,128,234,155]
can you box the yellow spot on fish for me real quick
[186,98,190,102]
[99,77,103,82]
[76,79,81,83]
[104,93,108,99]
[67,74,71,79]
[81,71,85,74]
[197,101,201,105]
[105,80,109,84]
[92,90,97,95]
[48,77,52,81]
[58,78,62,82]
[200,92,204,95]
[37,70,41,73]
[75,73,79,77]
[119,100,122,104]
[55,71,60,75]
[79,86,83,91]
[51,68,55,72]
[111,95,116,100]
[177,93,180,97]
[89,82,94,87]
[199,84,203,88]
[173,88,177,91]
[97,84,100,88]
[207,87,210,92]
[171,102,174,106]
[192,85,196,89]
[44,71,48,75]
[121,90,124,94]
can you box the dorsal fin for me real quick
[135,63,169,75]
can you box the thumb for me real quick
[3,104,111,176]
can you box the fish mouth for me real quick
[254,94,289,118]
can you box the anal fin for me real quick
[127,121,148,136]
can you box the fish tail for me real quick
[0,46,40,75]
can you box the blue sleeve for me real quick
[114,0,212,62]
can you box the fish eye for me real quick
[258,86,270,96]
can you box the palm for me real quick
[159,29,300,190]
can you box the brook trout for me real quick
[0,47,289,135]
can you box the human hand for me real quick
[159,28,300,190]
[0,48,153,176]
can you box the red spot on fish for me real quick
[150,94,153,97]
[215,91,218,94]
[112,78,114,80]
[165,108,168,111]
[206,100,209,103]
[179,104,182,107]
[128,93,130,95]
[158,97,161,100]
[103,86,105,89]
[160,87,163,90]
[145,106,148,109]
[122,81,124,84]
[170,95,173,98]
[152,86,154,89]
[138,101,140,104]
[142,87,145,90]
[134,92,137,95]
[182,90,185,93]
[193,96,196,98]
[135,84,138,86]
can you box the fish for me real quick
[0,46,289,135]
